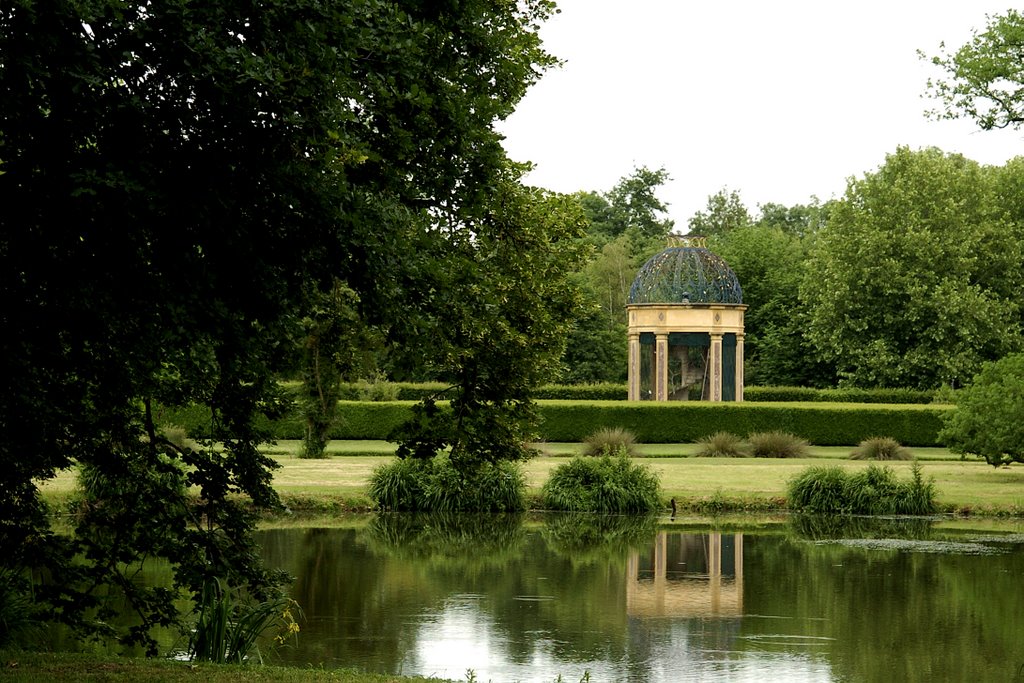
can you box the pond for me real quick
[256,514,1024,682]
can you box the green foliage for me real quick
[747,431,810,458]
[687,188,752,236]
[541,453,662,513]
[695,432,747,457]
[939,353,1024,467]
[299,282,376,459]
[1,0,562,653]
[850,437,913,461]
[540,514,657,565]
[787,462,936,515]
[0,569,40,648]
[582,427,639,457]
[923,10,1024,131]
[582,166,675,242]
[369,456,527,513]
[709,223,831,387]
[801,147,1024,389]
[392,180,589,471]
[188,579,300,664]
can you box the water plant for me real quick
[850,436,913,461]
[188,579,301,664]
[695,431,746,457]
[747,431,810,458]
[541,451,662,513]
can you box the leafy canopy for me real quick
[0,0,562,652]
[924,10,1024,131]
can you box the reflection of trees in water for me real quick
[743,530,1024,682]
[789,514,934,541]
[541,513,659,566]
[258,527,420,671]
[365,512,527,571]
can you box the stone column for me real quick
[710,333,723,402]
[655,333,669,401]
[735,333,745,402]
[628,333,641,401]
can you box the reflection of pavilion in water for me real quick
[627,532,743,618]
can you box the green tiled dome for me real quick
[628,240,743,305]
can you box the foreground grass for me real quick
[0,650,449,682]
[36,441,1024,515]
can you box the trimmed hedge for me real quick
[157,401,414,440]
[536,401,947,446]
[160,400,950,447]
[745,386,937,404]
[318,382,939,404]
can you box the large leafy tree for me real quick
[1,0,560,652]
[801,147,1023,389]
[924,9,1024,131]
[710,221,835,387]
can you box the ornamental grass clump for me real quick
[695,431,747,457]
[850,436,913,461]
[786,462,935,515]
[542,450,662,513]
[369,455,527,513]
[582,427,639,457]
[747,431,810,458]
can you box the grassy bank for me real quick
[37,441,1024,516]
[0,650,450,682]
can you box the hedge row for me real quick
[161,400,950,447]
[327,383,938,403]
[744,386,937,404]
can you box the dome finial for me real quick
[668,233,707,249]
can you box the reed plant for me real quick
[695,431,747,457]
[188,579,300,664]
[541,449,662,513]
[747,431,810,458]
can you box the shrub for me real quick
[747,431,809,458]
[541,453,662,513]
[850,436,912,461]
[369,455,526,512]
[582,427,639,457]
[786,465,848,513]
[939,353,1024,467]
[695,432,746,457]
[787,462,935,515]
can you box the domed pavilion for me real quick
[627,235,746,401]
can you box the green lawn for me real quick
[37,440,1024,515]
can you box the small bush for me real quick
[582,427,639,457]
[786,465,848,513]
[747,431,809,458]
[695,431,746,457]
[369,455,526,513]
[787,462,935,515]
[542,454,662,513]
[850,436,912,461]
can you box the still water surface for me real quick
[258,514,1024,682]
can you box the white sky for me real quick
[498,1,1024,226]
